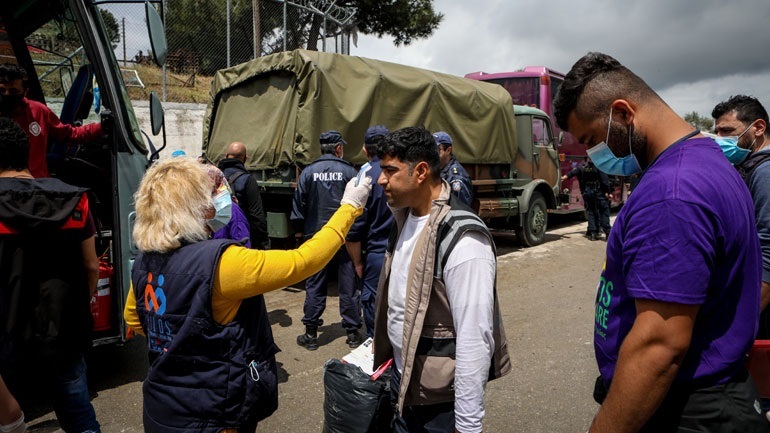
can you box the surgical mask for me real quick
[206,190,232,232]
[704,131,751,165]
[586,107,642,176]
[714,121,757,164]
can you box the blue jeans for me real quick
[390,366,454,433]
[53,353,101,433]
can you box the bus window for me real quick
[488,77,539,107]
[549,76,563,116]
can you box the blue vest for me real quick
[133,239,279,432]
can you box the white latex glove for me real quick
[340,176,372,209]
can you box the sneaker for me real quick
[345,331,363,348]
[297,332,318,351]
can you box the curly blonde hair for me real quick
[133,157,213,253]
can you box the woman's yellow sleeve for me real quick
[123,284,145,336]
[214,204,363,301]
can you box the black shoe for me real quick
[297,326,319,351]
[345,331,363,348]
[589,233,600,241]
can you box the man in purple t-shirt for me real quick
[554,52,765,433]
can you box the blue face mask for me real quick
[709,122,755,165]
[713,135,751,165]
[586,107,642,176]
[206,190,232,232]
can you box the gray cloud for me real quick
[355,0,770,116]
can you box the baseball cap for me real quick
[320,130,347,145]
[433,131,452,146]
[364,125,389,144]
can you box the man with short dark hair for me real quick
[0,117,101,432]
[292,130,364,350]
[434,131,473,207]
[372,126,510,433]
[0,63,104,178]
[554,52,765,432]
[712,96,770,331]
[218,141,269,249]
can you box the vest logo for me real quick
[143,272,173,353]
[28,122,41,136]
[144,272,167,315]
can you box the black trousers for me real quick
[594,370,769,433]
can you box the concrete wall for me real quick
[130,101,207,159]
[49,100,208,159]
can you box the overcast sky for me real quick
[351,0,770,119]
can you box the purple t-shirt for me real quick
[595,136,762,387]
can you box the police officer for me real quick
[434,131,473,207]
[291,130,364,350]
[358,125,393,338]
[562,157,612,240]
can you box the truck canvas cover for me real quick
[203,49,517,168]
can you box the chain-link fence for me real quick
[101,0,354,104]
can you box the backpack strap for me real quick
[226,171,250,189]
[737,152,770,186]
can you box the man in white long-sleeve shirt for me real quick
[371,126,511,433]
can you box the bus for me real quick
[465,66,626,213]
[1,0,167,345]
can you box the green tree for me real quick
[166,0,442,75]
[348,0,443,46]
[684,111,714,132]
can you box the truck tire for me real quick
[516,192,548,247]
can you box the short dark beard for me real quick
[606,122,648,169]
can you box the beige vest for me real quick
[373,183,512,411]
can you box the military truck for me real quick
[202,49,565,246]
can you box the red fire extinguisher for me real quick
[91,256,113,332]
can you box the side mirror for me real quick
[145,1,167,67]
[148,91,166,163]
[149,91,164,135]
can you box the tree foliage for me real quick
[347,0,443,46]
[684,111,713,132]
[166,0,442,75]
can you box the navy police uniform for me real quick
[290,143,363,334]
[441,155,474,207]
[565,160,611,239]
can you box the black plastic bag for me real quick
[322,358,392,433]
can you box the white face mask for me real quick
[206,190,232,232]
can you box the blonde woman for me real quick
[124,157,371,433]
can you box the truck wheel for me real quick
[516,192,548,247]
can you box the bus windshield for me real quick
[485,77,539,107]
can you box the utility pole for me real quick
[253,0,260,59]
[122,17,126,67]
[226,0,231,67]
